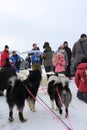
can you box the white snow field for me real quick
[0,69,87,130]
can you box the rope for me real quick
[25,85,72,130]
[56,87,74,130]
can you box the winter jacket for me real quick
[10,54,21,69]
[0,50,9,67]
[64,47,72,65]
[42,46,53,67]
[75,63,87,92]
[72,37,87,65]
[58,49,68,66]
[29,49,42,64]
[53,52,66,73]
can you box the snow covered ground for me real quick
[0,69,87,130]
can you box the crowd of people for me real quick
[0,33,87,103]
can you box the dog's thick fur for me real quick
[6,70,42,122]
[0,67,16,90]
[47,74,72,117]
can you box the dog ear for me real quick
[47,74,55,79]
[47,74,51,79]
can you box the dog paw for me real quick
[8,117,14,122]
[21,119,27,123]
[31,109,36,112]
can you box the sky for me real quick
[0,69,87,130]
[0,0,87,52]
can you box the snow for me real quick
[0,69,87,130]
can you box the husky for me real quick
[47,74,72,117]
[6,70,42,122]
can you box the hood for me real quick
[77,63,87,70]
[43,42,49,48]
[78,37,87,43]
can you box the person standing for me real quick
[25,53,31,68]
[42,42,53,73]
[0,45,9,67]
[58,45,68,67]
[0,58,16,96]
[63,41,72,79]
[0,45,9,95]
[10,51,21,73]
[29,43,42,72]
[53,51,66,75]
[72,33,87,70]
[57,45,68,76]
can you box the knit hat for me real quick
[5,45,9,49]
[80,34,87,38]
[43,42,49,48]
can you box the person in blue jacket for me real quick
[29,43,42,71]
[10,51,21,73]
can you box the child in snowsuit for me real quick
[53,52,66,75]
[75,58,87,103]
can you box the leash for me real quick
[56,87,74,130]
[25,85,72,130]
[37,95,71,130]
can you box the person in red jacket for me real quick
[0,45,9,96]
[75,58,87,103]
[0,45,9,67]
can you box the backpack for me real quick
[81,69,87,85]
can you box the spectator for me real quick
[58,45,68,67]
[4,58,12,67]
[70,56,76,77]
[74,58,87,103]
[42,42,53,74]
[53,51,66,75]
[63,41,72,79]
[10,51,21,73]
[36,46,43,65]
[0,58,16,96]
[0,45,9,67]
[25,53,31,68]
[72,33,87,70]
[28,43,42,72]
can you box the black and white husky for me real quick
[47,74,72,117]
[6,70,42,122]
